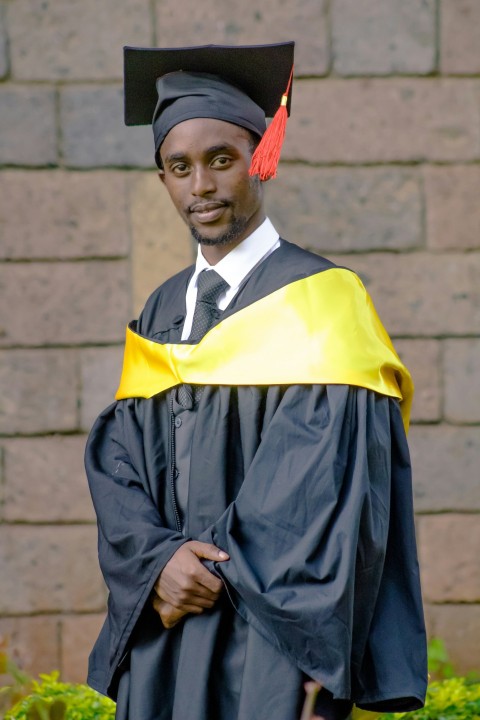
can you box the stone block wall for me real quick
[0,0,479,686]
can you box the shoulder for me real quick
[277,239,338,274]
[223,239,350,318]
[248,238,347,296]
[276,239,359,290]
[137,265,194,338]
[273,239,356,285]
[143,264,194,309]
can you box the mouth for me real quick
[189,201,229,224]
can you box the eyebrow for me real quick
[205,143,236,155]
[164,144,236,165]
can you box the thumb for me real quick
[189,541,229,561]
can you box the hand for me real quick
[154,540,229,615]
[300,681,323,720]
[152,595,188,629]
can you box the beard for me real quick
[188,175,262,247]
[189,213,250,247]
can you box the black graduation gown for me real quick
[85,241,427,720]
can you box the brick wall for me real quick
[0,0,479,685]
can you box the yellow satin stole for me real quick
[116,268,413,431]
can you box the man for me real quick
[86,42,427,720]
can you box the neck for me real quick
[199,213,266,266]
[200,237,245,265]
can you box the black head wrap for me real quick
[123,43,294,171]
[153,71,266,166]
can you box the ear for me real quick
[158,170,166,186]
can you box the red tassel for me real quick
[249,67,293,181]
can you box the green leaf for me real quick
[428,637,455,680]
[50,700,66,720]
[6,673,115,720]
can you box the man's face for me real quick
[158,118,265,250]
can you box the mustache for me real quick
[187,199,231,213]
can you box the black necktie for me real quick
[177,269,229,407]
[188,269,230,343]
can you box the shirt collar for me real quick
[193,217,280,290]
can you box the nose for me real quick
[190,164,216,196]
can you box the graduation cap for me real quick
[124,42,295,180]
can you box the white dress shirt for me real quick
[181,217,281,340]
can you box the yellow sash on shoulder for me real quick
[116,268,413,431]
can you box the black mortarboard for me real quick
[123,42,295,179]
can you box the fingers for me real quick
[190,563,224,596]
[152,597,185,628]
[155,559,223,607]
[154,569,221,605]
[155,541,227,608]
[164,586,217,609]
[189,541,229,562]
[152,595,206,629]
[187,540,228,595]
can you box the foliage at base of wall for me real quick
[5,673,480,720]
[2,637,480,720]
[3,672,115,720]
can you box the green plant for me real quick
[4,672,115,720]
[0,638,33,714]
[428,637,455,681]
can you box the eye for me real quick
[170,163,190,176]
[211,155,232,169]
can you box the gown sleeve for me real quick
[85,398,186,694]
[199,384,427,712]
